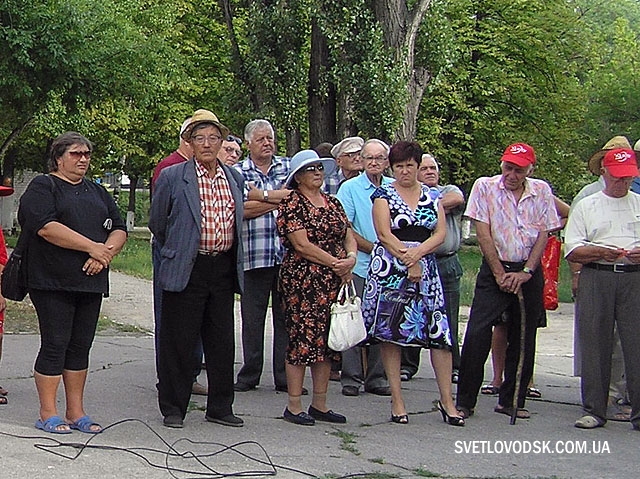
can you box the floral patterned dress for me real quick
[362,183,452,349]
[277,190,348,365]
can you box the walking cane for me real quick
[511,289,527,425]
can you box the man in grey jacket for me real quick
[149,109,245,429]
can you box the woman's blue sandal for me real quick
[35,416,72,434]
[68,415,103,434]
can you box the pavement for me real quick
[0,274,637,479]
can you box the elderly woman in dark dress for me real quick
[277,150,357,426]
[19,132,127,434]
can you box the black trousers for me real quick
[456,259,542,411]
[31,289,102,376]
[157,252,236,420]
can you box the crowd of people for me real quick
[2,109,639,435]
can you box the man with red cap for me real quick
[455,143,560,420]
[565,147,640,431]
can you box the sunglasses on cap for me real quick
[227,135,243,146]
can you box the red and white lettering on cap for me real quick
[510,144,528,155]
[613,150,632,162]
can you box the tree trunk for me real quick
[371,0,433,141]
[0,119,33,165]
[336,90,358,140]
[126,176,138,232]
[308,17,337,147]
[2,147,17,187]
[399,67,431,140]
[285,127,301,157]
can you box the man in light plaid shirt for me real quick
[233,120,302,394]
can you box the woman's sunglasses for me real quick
[303,163,325,173]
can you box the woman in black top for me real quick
[18,132,127,434]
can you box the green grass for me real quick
[330,429,361,456]
[458,244,572,305]
[5,231,573,305]
[110,234,153,280]
[459,245,483,306]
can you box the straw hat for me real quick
[588,136,632,175]
[181,109,229,140]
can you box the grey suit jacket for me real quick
[149,159,244,293]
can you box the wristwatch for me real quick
[522,266,534,275]
[263,190,269,201]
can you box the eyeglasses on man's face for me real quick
[340,151,360,160]
[192,134,222,145]
[223,146,242,157]
[303,163,325,173]
[361,155,387,163]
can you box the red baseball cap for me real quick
[602,148,638,178]
[501,143,536,167]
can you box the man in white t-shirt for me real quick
[565,147,640,431]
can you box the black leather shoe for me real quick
[341,385,359,397]
[283,408,315,426]
[163,415,184,428]
[308,405,346,423]
[233,382,256,392]
[365,386,392,396]
[275,385,309,395]
[205,414,244,427]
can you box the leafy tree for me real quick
[577,0,640,152]
[416,0,590,199]
[316,0,406,142]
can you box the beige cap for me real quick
[331,136,364,158]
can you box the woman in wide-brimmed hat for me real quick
[277,150,357,426]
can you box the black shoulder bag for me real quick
[1,232,28,301]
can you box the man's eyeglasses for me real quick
[340,151,360,160]
[223,146,242,157]
[303,163,325,173]
[361,155,387,163]
[67,150,92,160]
[192,134,222,145]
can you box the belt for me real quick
[436,251,456,259]
[584,262,640,273]
[198,249,223,257]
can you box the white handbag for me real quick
[328,281,367,352]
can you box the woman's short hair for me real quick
[48,131,93,172]
[388,141,423,167]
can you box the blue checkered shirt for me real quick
[323,169,346,195]
[233,155,291,271]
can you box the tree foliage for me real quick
[416,0,593,199]
[2,0,640,210]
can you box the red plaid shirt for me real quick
[195,160,235,252]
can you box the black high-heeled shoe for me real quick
[437,401,465,427]
[391,414,409,424]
